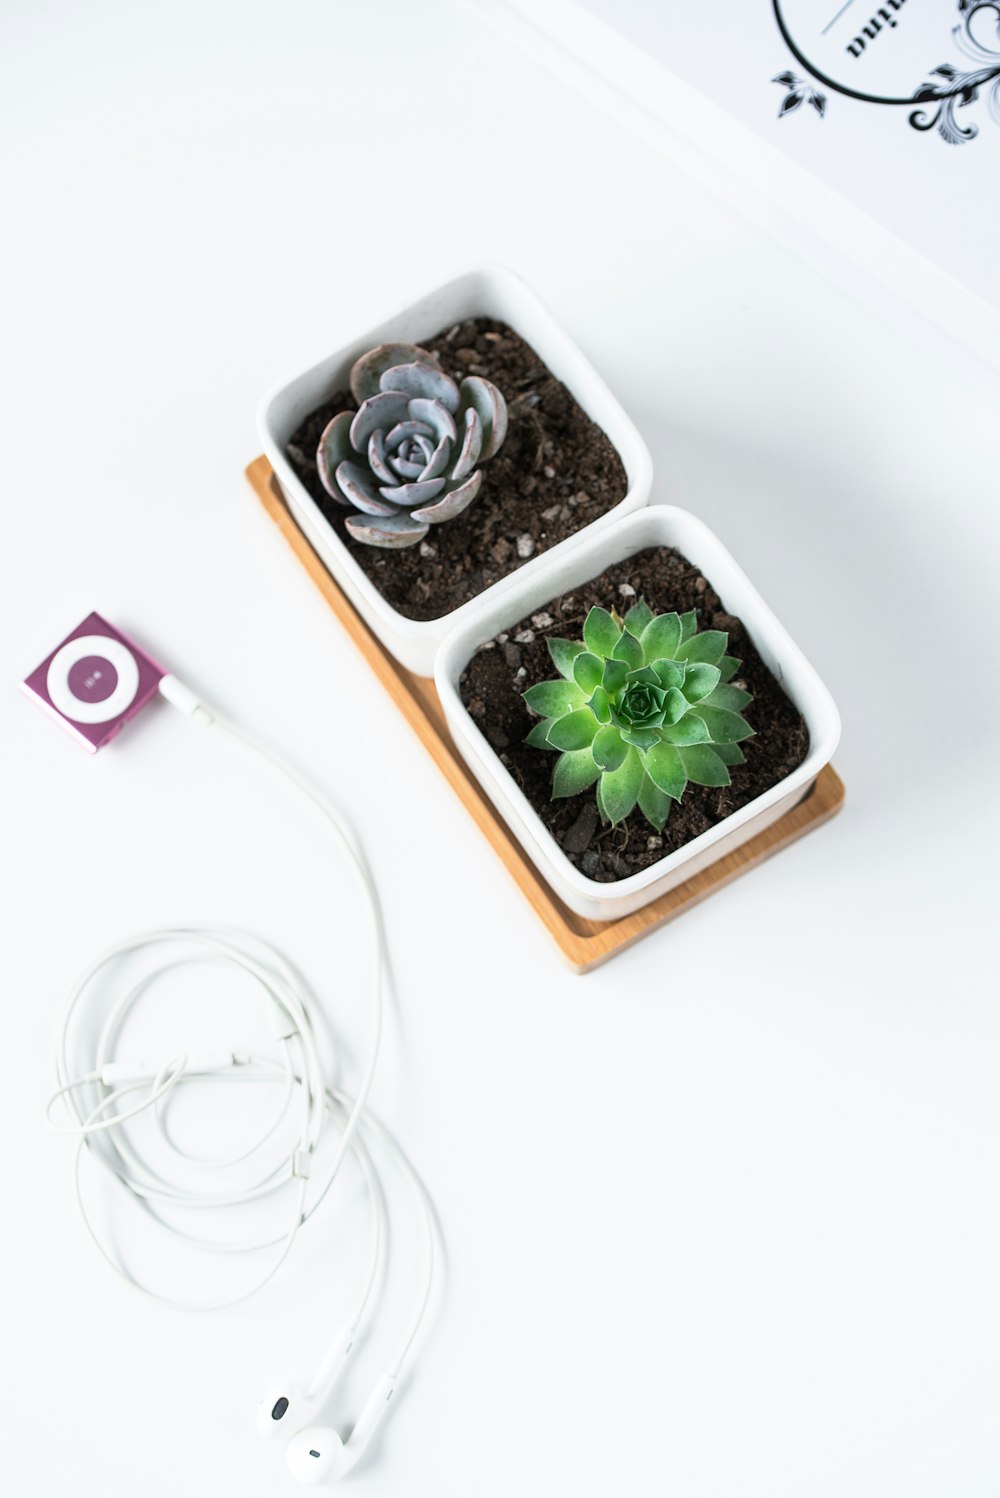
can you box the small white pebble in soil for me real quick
[514,629,535,644]
[543,465,556,479]
[498,633,509,644]
[531,612,554,629]
[646,835,663,849]
[418,540,437,558]
[618,583,637,598]
[516,534,535,559]
[515,667,526,679]
[541,504,561,522]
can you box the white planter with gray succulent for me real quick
[258,266,653,676]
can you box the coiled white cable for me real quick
[46,682,436,1380]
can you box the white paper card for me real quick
[577,0,999,307]
[480,0,1000,378]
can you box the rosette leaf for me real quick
[522,600,755,834]
[315,343,507,549]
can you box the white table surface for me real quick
[3,3,999,1495]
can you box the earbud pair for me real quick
[284,1374,397,1485]
[256,1326,396,1482]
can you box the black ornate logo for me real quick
[771,0,1000,143]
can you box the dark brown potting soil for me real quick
[284,318,628,622]
[459,547,810,881]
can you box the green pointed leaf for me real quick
[680,744,731,786]
[718,655,742,683]
[593,724,628,771]
[622,726,660,749]
[624,599,654,636]
[704,683,752,712]
[651,659,684,691]
[641,612,681,664]
[678,610,699,643]
[599,748,643,825]
[583,606,621,658]
[663,687,691,725]
[712,741,745,766]
[611,629,644,671]
[589,686,612,724]
[677,630,728,665]
[661,715,711,746]
[547,637,585,681]
[602,658,629,696]
[552,749,601,798]
[682,663,721,702]
[626,665,661,687]
[692,705,754,743]
[524,718,556,750]
[637,770,673,832]
[595,773,610,824]
[547,708,599,751]
[644,741,687,799]
[523,679,586,717]
[572,651,604,693]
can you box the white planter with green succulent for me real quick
[258,266,653,676]
[435,507,840,921]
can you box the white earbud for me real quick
[285,1374,397,1483]
[255,1326,355,1439]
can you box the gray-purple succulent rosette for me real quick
[316,343,508,549]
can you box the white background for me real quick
[3,3,999,1496]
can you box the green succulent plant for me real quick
[522,601,754,832]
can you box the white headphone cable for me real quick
[46,679,437,1380]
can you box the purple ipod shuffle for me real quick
[21,612,166,752]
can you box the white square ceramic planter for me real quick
[435,507,841,921]
[258,265,653,677]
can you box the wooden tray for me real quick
[247,456,844,972]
